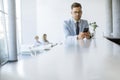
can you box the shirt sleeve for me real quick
[81,20,89,32]
[63,21,70,38]
[63,20,77,39]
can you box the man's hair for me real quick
[71,2,82,9]
[35,35,39,39]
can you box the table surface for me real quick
[1,37,120,80]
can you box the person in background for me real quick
[63,2,91,40]
[42,33,58,47]
[33,35,42,47]
[42,34,50,45]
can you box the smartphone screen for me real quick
[83,28,89,32]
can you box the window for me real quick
[0,0,8,65]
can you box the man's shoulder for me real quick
[80,19,88,22]
[64,18,88,24]
[80,19,88,25]
[64,19,88,22]
[64,18,73,24]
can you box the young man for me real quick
[64,2,91,40]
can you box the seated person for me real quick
[29,35,42,55]
[33,35,42,47]
[42,34,58,47]
[42,34,51,45]
[63,2,91,40]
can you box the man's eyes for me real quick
[74,11,82,14]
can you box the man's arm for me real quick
[63,21,77,39]
[77,20,91,40]
[84,21,91,39]
[85,32,91,39]
[63,21,70,38]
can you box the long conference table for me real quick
[1,37,120,80]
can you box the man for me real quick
[63,2,91,40]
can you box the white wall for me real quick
[21,0,37,45]
[21,0,106,45]
[37,0,70,43]
[37,0,106,43]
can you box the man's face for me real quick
[43,35,47,39]
[71,7,82,21]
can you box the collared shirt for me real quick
[72,18,81,23]
[63,18,89,38]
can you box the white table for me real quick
[1,38,120,80]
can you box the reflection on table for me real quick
[29,43,58,55]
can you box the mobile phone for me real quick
[83,28,89,32]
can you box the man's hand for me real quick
[77,32,91,40]
[77,32,85,40]
[85,32,91,39]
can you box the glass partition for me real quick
[0,0,8,66]
[0,13,8,65]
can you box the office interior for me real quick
[0,0,120,80]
